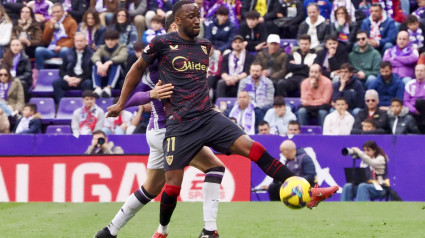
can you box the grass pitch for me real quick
[0,202,424,238]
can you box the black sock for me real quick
[256,151,294,182]
[159,191,177,226]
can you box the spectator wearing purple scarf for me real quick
[28,0,52,23]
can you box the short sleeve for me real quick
[142,36,162,64]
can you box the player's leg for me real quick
[190,147,225,238]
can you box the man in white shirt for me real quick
[323,97,354,135]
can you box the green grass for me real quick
[0,202,424,237]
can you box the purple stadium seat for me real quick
[45,125,72,134]
[284,97,302,112]
[32,69,60,96]
[301,125,323,135]
[96,98,114,112]
[215,97,237,110]
[29,97,55,124]
[65,90,82,97]
[54,97,83,124]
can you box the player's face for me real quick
[176,4,201,38]
[288,125,300,135]
[390,101,403,116]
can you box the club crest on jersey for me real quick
[201,45,208,55]
[143,45,150,53]
[166,155,174,165]
[170,45,179,50]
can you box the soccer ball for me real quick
[279,176,312,209]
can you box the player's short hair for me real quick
[165,13,175,32]
[216,5,229,16]
[380,61,393,69]
[104,29,120,40]
[134,42,145,52]
[258,121,269,127]
[340,63,354,72]
[172,0,195,17]
[151,14,164,25]
[406,14,419,25]
[24,103,37,113]
[356,30,369,38]
[92,130,106,137]
[390,98,403,105]
[246,10,260,19]
[273,96,286,106]
[325,34,338,42]
[82,90,97,99]
[299,34,311,42]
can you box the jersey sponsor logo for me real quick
[166,155,174,165]
[170,45,179,50]
[201,45,207,55]
[172,56,208,72]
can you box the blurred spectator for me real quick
[349,30,382,88]
[53,32,94,103]
[109,8,138,53]
[387,98,419,134]
[1,0,25,22]
[268,140,317,201]
[216,35,255,98]
[78,8,106,51]
[404,64,425,133]
[2,39,32,102]
[287,120,301,135]
[241,0,280,25]
[400,15,425,53]
[264,96,297,135]
[323,97,355,135]
[11,6,42,58]
[257,120,271,135]
[59,0,88,23]
[13,103,41,134]
[0,106,10,133]
[239,11,267,52]
[142,15,166,45]
[120,0,148,42]
[27,0,53,23]
[314,34,349,80]
[276,34,317,97]
[127,104,151,134]
[351,89,389,134]
[0,65,25,117]
[371,0,405,24]
[303,0,332,21]
[297,3,330,49]
[205,0,242,27]
[125,42,144,75]
[207,48,223,101]
[204,6,237,53]
[71,90,105,136]
[0,5,13,59]
[91,29,128,98]
[332,63,365,115]
[85,130,124,154]
[361,118,381,133]
[330,0,356,23]
[340,141,390,201]
[330,6,357,50]
[360,3,397,54]
[145,0,173,28]
[267,0,304,39]
[229,90,256,135]
[194,0,208,37]
[383,31,419,84]
[102,98,133,135]
[369,61,405,111]
[90,0,119,26]
[36,3,77,70]
[238,62,275,123]
[413,0,425,24]
[255,34,288,84]
[297,64,333,126]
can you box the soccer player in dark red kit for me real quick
[107,1,338,237]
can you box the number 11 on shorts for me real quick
[166,137,176,152]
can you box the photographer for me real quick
[340,141,389,201]
[85,130,124,155]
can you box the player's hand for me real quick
[150,80,174,99]
[106,103,124,118]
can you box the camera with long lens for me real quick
[97,137,105,146]
[341,147,357,157]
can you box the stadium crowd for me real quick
[1,0,425,136]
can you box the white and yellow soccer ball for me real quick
[279,176,312,209]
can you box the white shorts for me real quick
[146,128,166,169]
